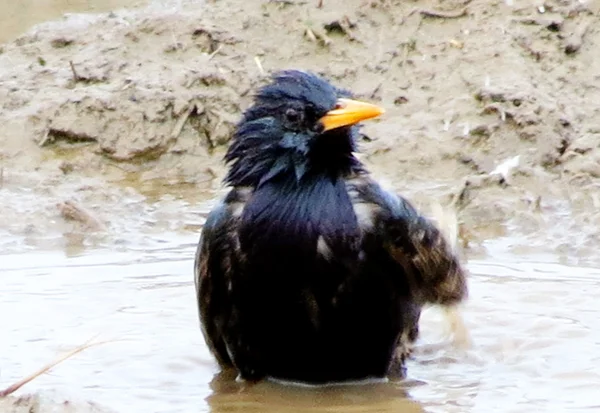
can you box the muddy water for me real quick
[2,231,600,413]
[0,0,146,44]
[2,1,600,412]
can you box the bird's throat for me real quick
[239,173,360,265]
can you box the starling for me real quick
[194,70,467,384]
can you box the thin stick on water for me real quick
[0,338,114,398]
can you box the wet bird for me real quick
[194,70,468,384]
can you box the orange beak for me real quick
[319,98,385,132]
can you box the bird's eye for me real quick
[285,108,302,124]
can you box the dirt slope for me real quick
[1,0,599,264]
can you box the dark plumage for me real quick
[194,70,468,383]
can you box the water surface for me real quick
[2,236,599,413]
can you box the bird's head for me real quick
[224,70,384,187]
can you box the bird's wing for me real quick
[194,197,241,368]
[347,176,468,307]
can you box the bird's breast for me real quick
[236,175,362,275]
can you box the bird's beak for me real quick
[319,98,385,132]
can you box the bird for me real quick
[194,70,468,384]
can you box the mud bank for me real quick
[1,0,599,261]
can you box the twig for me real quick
[305,27,318,43]
[304,27,332,46]
[171,103,196,139]
[369,83,382,99]
[38,128,51,147]
[416,8,467,19]
[69,60,81,82]
[208,44,223,60]
[254,56,265,75]
[268,0,307,4]
[0,338,113,397]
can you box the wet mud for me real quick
[1,0,599,264]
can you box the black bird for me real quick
[194,70,468,384]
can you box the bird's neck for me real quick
[224,125,365,187]
[307,128,364,179]
[238,171,361,260]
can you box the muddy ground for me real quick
[2,0,600,264]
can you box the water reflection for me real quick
[206,370,424,413]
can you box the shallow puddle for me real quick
[2,235,599,413]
